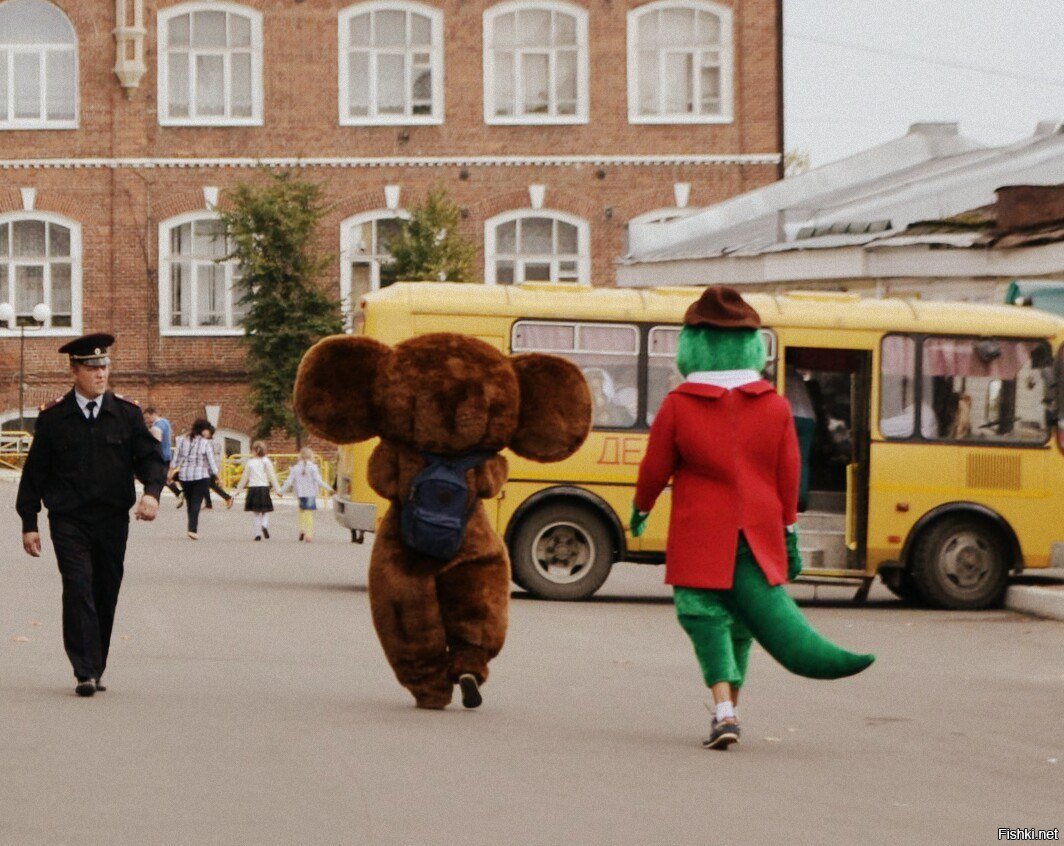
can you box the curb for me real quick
[1006,585,1064,622]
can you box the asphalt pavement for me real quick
[1,480,1061,846]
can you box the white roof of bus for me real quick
[365,283,1064,338]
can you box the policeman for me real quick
[16,333,167,697]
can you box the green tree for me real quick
[380,185,477,285]
[218,170,343,443]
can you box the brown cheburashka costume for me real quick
[293,333,592,709]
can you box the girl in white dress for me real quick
[235,441,283,540]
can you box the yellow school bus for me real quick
[332,283,1064,609]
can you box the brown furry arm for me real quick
[367,441,401,500]
[473,454,509,499]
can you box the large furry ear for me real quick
[509,353,592,462]
[293,335,391,443]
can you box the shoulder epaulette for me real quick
[113,393,140,407]
[38,396,64,412]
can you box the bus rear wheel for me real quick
[510,503,614,600]
[910,516,1010,610]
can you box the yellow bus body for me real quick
[332,283,1064,605]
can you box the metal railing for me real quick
[220,453,337,496]
[0,431,32,471]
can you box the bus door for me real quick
[782,347,873,572]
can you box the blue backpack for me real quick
[400,450,497,559]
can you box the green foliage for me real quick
[380,185,476,285]
[676,326,766,376]
[218,171,343,442]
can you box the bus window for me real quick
[646,326,778,424]
[921,337,1053,444]
[879,335,932,438]
[512,321,639,428]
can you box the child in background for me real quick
[235,441,283,540]
[280,447,334,542]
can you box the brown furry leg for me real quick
[368,519,452,709]
[435,551,511,686]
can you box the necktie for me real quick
[86,400,97,422]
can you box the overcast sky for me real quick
[783,0,1064,166]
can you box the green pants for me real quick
[675,537,875,688]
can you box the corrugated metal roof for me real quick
[624,122,1064,266]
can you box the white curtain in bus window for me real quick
[920,337,1051,442]
[511,321,639,427]
[647,326,681,424]
[879,335,925,438]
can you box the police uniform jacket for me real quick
[16,390,167,533]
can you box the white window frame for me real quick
[484,209,590,285]
[338,1,444,126]
[157,211,245,337]
[0,0,78,130]
[157,1,263,127]
[483,0,589,126]
[627,0,734,125]
[0,211,82,337]
[339,208,411,316]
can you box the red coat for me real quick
[634,380,800,590]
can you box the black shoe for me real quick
[95,679,107,692]
[75,678,96,697]
[299,532,305,541]
[458,673,482,709]
[254,535,262,541]
[703,718,740,750]
[262,527,270,539]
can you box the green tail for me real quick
[731,544,875,680]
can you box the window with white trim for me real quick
[0,0,77,129]
[0,214,79,332]
[341,210,409,308]
[159,215,246,334]
[628,0,733,123]
[483,1,588,124]
[339,2,443,124]
[485,210,589,285]
[158,2,262,125]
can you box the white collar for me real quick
[73,390,104,412]
[685,370,762,390]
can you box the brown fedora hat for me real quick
[683,286,761,330]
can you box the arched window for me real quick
[627,0,733,123]
[484,210,589,285]
[339,2,443,124]
[158,213,246,335]
[0,0,77,129]
[157,2,263,125]
[483,0,588,124]
[0,212,80,333]
[340,210,409,309]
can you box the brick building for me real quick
[0,0,781,450]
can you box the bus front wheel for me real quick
[910,516,1010,610]
[510,503,614,600]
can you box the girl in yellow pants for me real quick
[280,447,334,542]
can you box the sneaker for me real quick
[262,527,270,539]
[187,531,198,540]
[298,532,304,541]
[458,673,482,709]
[703,718,740,750]
[225,497,234,510]
[175,492,184,509]
[95,679,107,692]
[304,537,313,543]
[254,535,262,541]
[75,678,96,697]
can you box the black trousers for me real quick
[183,478,211,532]
[48,511,130,681]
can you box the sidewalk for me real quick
[1006,579,1064,622]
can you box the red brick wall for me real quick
[0,0,781,448]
